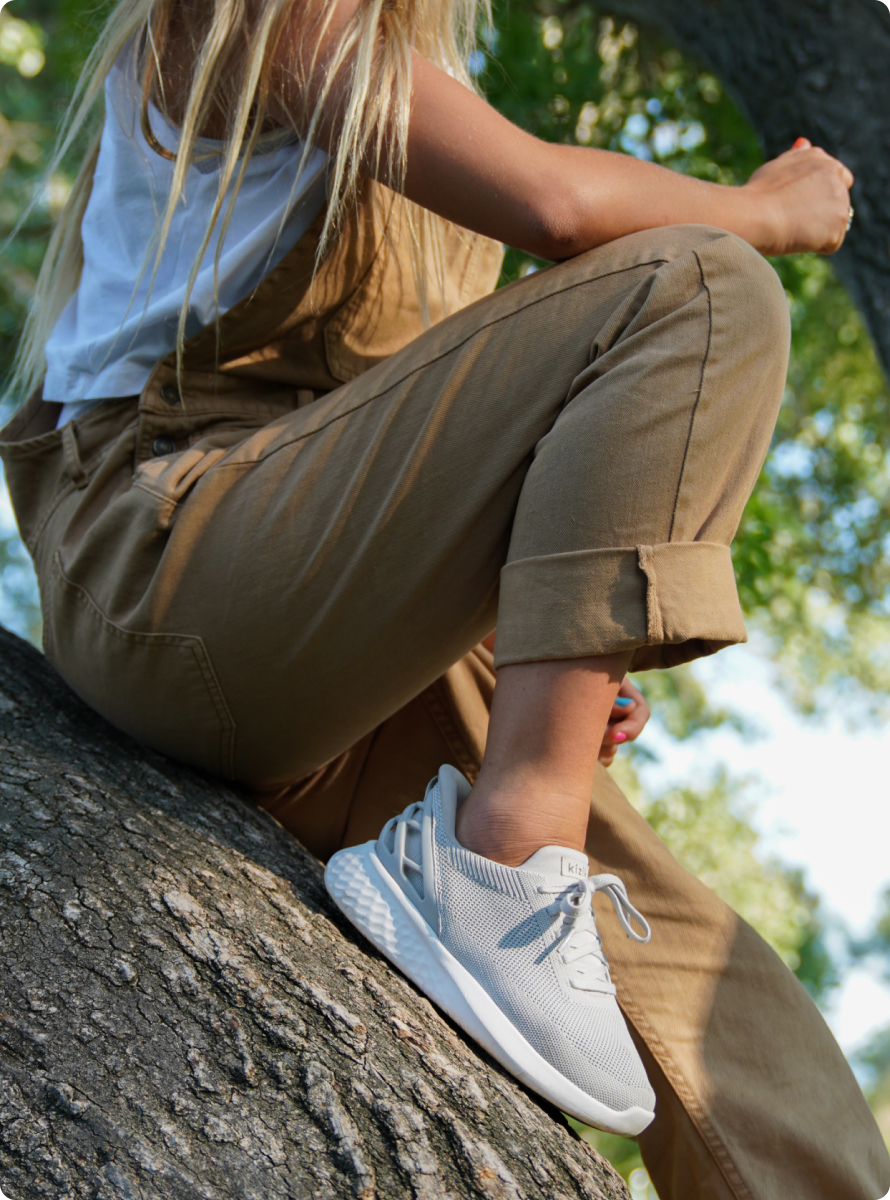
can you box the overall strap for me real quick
[149,182,504,404]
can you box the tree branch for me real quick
[0,625,629,1199]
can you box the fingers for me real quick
[612,676,650,729]
[598,676,651,766]
[790,136,854,189]
[606,705,647,743]
[765,138,854,255]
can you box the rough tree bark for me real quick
[602,0,890,376]
[0,624,630,1200]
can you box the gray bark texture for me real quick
[603,0,890,376]
[0,624,630,1200]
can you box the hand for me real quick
[598,677,650,768]
[743,137,854,256]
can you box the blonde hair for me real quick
[9,0,489,404]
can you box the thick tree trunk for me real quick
[0,625,629,1200]
[603,0,890,376]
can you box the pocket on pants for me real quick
[48,554,237,778]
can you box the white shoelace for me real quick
[538,874,651,994]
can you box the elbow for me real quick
[520,180,592,262]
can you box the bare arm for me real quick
[269,5,853,261]
[402,56,853,260]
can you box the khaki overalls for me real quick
[2,183,887,1200]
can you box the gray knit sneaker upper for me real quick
[376,765,655,1116]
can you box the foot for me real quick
[324,765,656,1135]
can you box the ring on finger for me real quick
[846,205,855,232]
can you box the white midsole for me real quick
[324,842,654,1137]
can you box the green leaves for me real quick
[0,0,112,386]
[0,10,46,80]
[737,255,890,712]
[612,757,836,985]
[483,3,761,181]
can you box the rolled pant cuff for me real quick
[494,542,747,672]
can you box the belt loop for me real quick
[61,421,88,488]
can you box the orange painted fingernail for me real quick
[793,137,809,149]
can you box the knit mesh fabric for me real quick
[430,784,654,1113]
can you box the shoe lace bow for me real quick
[537,874,651,994]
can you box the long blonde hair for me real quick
[9,0,489,404]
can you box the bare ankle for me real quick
[462,651,629,866]
[454,821,547,868]
[455,782,589,868]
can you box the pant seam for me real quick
[29,437,128,554]
[204,256,682,474]
[61,422,88,488]
[667,249,713,543]
[132,480,179,510]
[420,682,482,783]
[636,545,664,643]
[53,553,238,779]
[28,477,77,556]
[618,992,756,1200]
[326,731,379,854]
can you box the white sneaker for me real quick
[324,765,656,1136]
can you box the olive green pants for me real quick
[3,224,887,1199]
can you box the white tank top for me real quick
[44,60,327,423]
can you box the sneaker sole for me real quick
[325,841,655,1137]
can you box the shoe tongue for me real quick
[519,845,589,882]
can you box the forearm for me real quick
[400,56,770,258]
[536,146,774,259]
[401,52,850,261]
[407,136,774,260]
[274,28,850,261]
